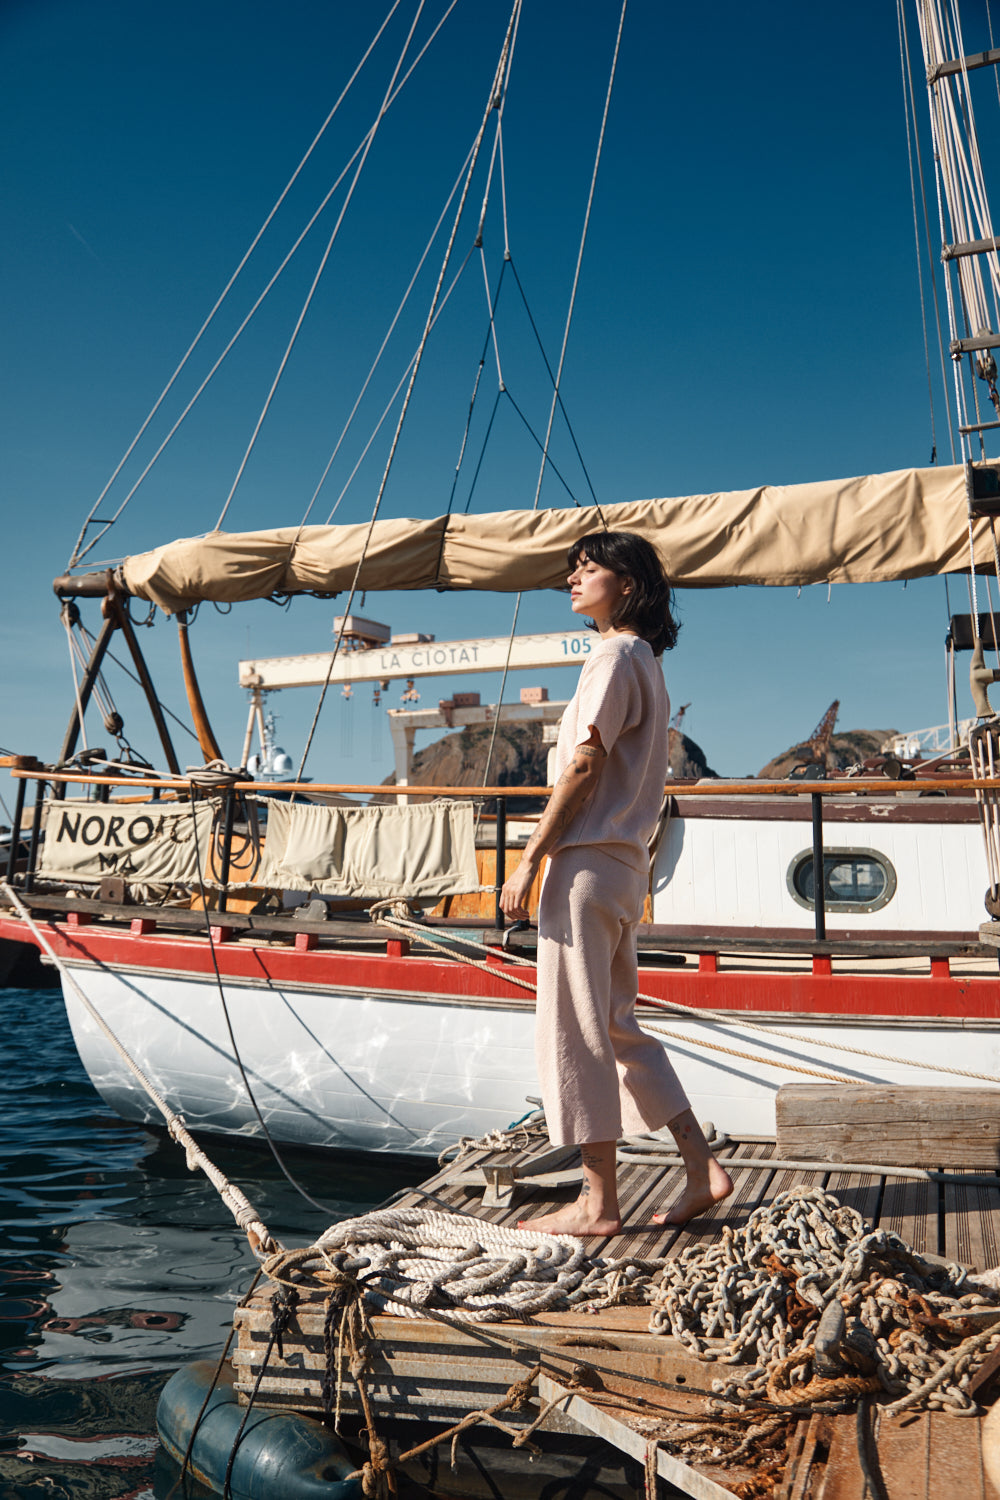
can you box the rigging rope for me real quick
[67,0,407,569]
[0,881,277,1257]
[898,0,951,463]
[85,4,465,554]
[295,3,524,785]
[299,138,476,529]
[216,2,429,531]
[318,242,477,527]
[529,0,624,520]
[475,0,622,798]
[63,611,89,755]
[913,0,1000,653]
[183,802,366,1214]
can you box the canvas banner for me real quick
[253,799,479,899]
[39,800,214,885]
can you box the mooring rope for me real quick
[0,882,277,1258]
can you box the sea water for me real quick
[0,985,425,1498]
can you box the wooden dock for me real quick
[232,1132,1000,1498]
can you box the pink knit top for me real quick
[549,633,669,874]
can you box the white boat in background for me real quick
[5,0,1000,1156]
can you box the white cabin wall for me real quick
[651,814,988,933]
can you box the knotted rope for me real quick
[264,1207,592,1322]
[183,759,247,791]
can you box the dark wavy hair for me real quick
[567,531,679,657]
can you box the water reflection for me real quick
[0,987,425,1497]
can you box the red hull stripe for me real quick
[2,915,998,1021]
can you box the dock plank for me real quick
[669,1140,777,1258]
[776,1084,1000,1169]
[774,1413,830,1500]
[877,1175,936,1257]
[927,1409,992,1499]
[809,1410,867,1499]
[873,1411,929,1500]
[537,1373,739,1500]
[943,1172,1000,1272]
[825,1170,882,1226]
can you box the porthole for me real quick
[786,847,897,914]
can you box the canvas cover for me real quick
[118,465,991,612]
[252,799,480,899]
[40,800,214,884]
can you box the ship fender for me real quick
[156,1359,363,1498]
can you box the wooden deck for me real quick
[232,1135,1000,1498]
[405,1132,1000,1269]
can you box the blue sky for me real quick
[1,0,992,787]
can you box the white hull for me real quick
[61,961,1000,1156]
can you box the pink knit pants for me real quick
[535,845,690,1145]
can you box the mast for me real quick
[913,3,1000,522]
[911,0,1000,727]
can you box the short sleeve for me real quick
[573,645,641,755]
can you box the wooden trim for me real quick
[670,796,979,825]
[7,769,999,797]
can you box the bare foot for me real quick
[516,1204,622,1238]
[652,1159,734,1226]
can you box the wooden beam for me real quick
[776,1084,1000,1168]
[537,1374,738,1499]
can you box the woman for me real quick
[500,531,732,1236]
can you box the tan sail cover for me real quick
[252,799,479,899]
[119,465,990,611]
[40,800,213,884]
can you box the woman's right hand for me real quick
[500,859,536,920]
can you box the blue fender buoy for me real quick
[157,1359,364,1499]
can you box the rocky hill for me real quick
[380,720,717,807]
[757,728,896,780]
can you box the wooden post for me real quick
[177,611,224,764]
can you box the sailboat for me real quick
[3,0,1000,1158]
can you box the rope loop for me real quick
[369,896,426,924]
[184,759,247,792]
